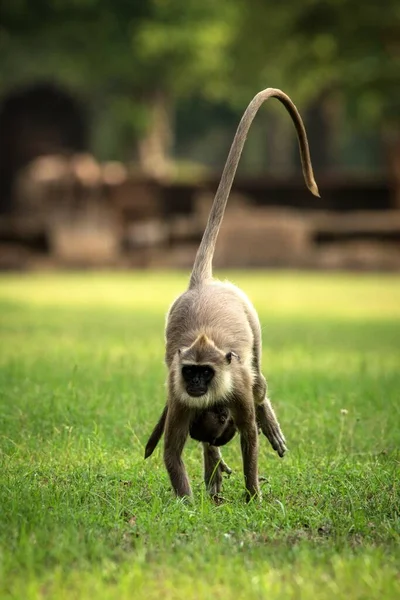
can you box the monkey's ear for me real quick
[226,351,239,364]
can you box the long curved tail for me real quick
[189,88,319,289]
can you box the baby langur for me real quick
[145,404,237,455]
[145,403,237,481]
[145,88,319,501]
[190,405,237,448]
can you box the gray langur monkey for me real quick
[144,88,319,501]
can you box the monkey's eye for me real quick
[182,366,193,378]
[202,367,214,381]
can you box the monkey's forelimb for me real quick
[163,401,192,498]
[231,397,260,502]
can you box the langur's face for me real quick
[175,335,238,406]
[181,364,215,397]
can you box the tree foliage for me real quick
[0,0,398,162]
[0,0,236,158]
[230,0,399,127]
[0,0,235,98]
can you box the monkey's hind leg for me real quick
[249,309,287,458]
[256,397,287,458]
[202,444,231,498]
[252,371,286,457]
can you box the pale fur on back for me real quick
[166,281,256,367]
[165,280,259,407]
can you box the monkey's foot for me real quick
[268,428,287,457]
[175,494,195,506]
[244,489,262,503]
[256,402,287,458]
[210,494,226,505]
[261,424,287,457]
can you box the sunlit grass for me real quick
[0,271,399,599]
[1,271,400,317]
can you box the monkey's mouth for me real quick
[186,388,207,397]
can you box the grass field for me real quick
[0,271,399,599]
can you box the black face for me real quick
[182,365,215,397]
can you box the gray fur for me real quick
[145,88,319,501]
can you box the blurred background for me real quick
[0,0,399,271]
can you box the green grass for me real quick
[0,271,399,599]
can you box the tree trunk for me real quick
[137,91,173,179]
